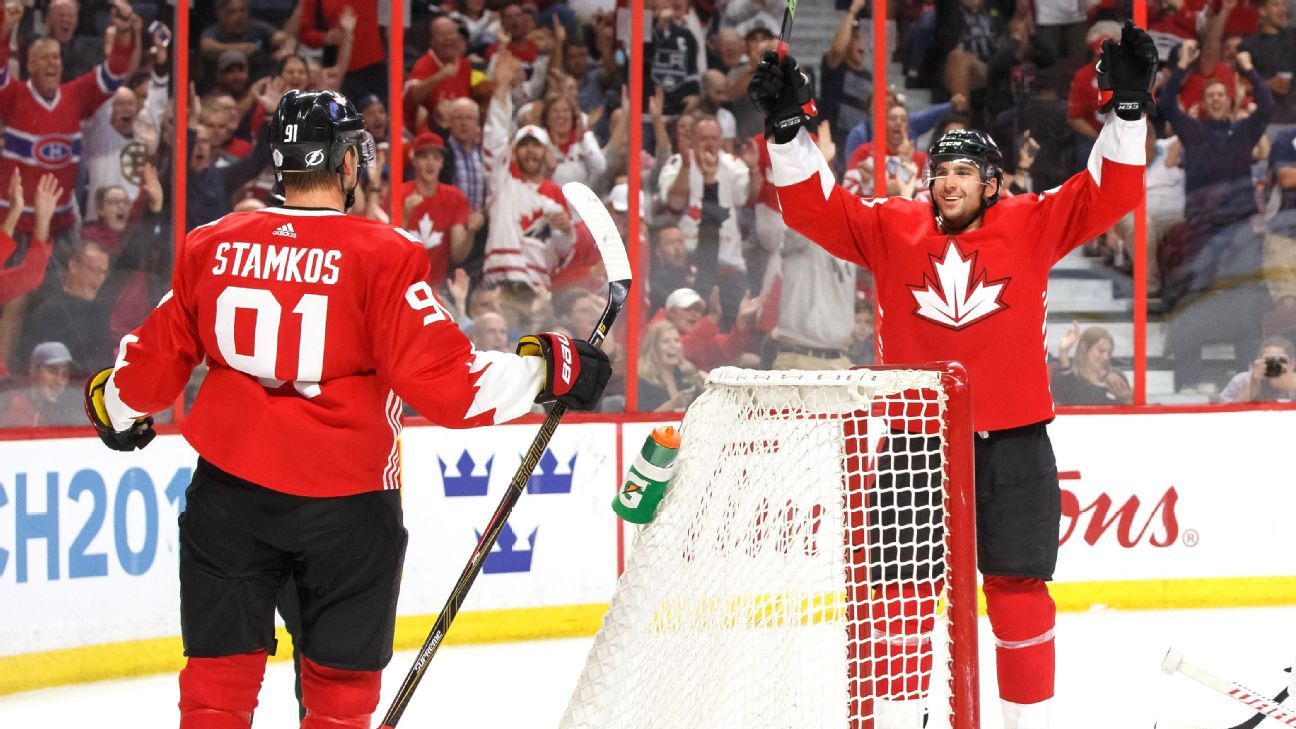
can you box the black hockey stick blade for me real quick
[377,183,631,729]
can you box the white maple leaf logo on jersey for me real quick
[416,213,443,249]
[908,238,1009,329]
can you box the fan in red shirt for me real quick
[751,23,1156,729]
[404,16,474,134]
[401,131,471,289]
[843,103,927,198]
[82,90,612,729]
[297,0,387,109]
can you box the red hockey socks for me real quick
[300,656,382,729]
[983,575,1056,704]
[867,581,940,700]
[178,650,268,729]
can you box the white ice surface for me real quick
[1,606,1294,728]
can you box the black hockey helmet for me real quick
[268,90,374,207]
[926,128,1004,190]
[925,128,1005,228]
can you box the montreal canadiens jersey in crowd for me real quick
[0,41,132,233]
[770,118,1146,432]
[104,207,545,497]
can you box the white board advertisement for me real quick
[0,435,198,654]
[1,410,1294,680]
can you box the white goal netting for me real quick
[561,367,977,729]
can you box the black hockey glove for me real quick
[84,368,156,451]
[517,332,612,411]
[1096,21,1158,121]
[748,51,818,144]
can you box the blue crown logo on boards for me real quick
[479,522,538,574]
[439,446,580,574]
[439,451,493,497]
[525,450,577,494]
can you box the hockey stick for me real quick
[1157,673,1292,729]
[377,182,632,729]
[776,0,797,58]
[1156,689,1292,729]
[1162,649,1296,728]
[1228,687,1291,729]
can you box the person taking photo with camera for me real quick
[1219,335,1296,402]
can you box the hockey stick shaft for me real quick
[378,184,630,729]
[776,0,796,58]
[1163,650,1296,728]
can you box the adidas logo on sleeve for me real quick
[272,222,297,238]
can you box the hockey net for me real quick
[561,366,978,729]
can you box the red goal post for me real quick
[563,363,978,729]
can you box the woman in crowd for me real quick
[543,93,607,187]
[637,319,707,412]
[1052,324,1134,405]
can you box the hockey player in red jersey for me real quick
[750,22,1157,729]
[82,90,612,729]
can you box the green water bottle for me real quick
[612,426,681,524]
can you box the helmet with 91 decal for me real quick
[268,89,376,210]
[925,129,1005,225]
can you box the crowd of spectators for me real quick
[0,0,634,426]
[0,0,173,426]
[6,0,1296,428]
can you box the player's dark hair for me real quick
[281,168,348,195]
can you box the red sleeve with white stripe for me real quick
[367,231,544,427]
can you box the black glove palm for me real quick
[748,51,817,144]
[1097,21,1158,121]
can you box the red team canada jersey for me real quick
[107,207,544,497]
[770,119,1146,431]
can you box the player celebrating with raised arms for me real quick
[82,90,612,729]
[749,22,1156,729]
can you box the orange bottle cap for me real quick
[650,425,682,449]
